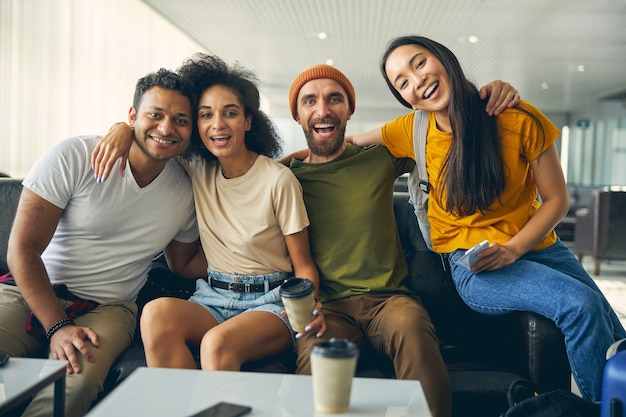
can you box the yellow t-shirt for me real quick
[381,101,561,253]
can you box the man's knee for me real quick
[381,297,436,338]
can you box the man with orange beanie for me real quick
[287,64,451,417]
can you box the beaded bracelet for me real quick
[45,318,75,341]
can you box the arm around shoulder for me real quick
[279,149,309,166]
[479,80,520,116]
[91,122,134,181]
[346,126,384,147]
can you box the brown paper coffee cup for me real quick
[279,278,316,332]
[310,338,359,413]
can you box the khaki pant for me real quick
[0,283,137,417]
[295,293,451,417]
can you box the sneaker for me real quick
[606,338,626,360]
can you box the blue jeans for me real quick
[448,238,626,402]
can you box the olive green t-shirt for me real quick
[290,144,415,302]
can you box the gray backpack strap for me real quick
[407,110,432,249]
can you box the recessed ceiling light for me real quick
[568,64,587,72]
[468,36,478,43]
[318,32,327,40]
[325,59,334,66]
[541,82,549,89]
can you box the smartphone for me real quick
[0,354,9,367]
[188,402,252,417]
[457,240,490,270]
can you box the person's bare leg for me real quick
[200,311,291,371]
[140,297,218,368]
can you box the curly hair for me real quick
[177,53,283,162]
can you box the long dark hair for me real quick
[178,53,283,162]
[380,36,505,216]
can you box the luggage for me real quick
[602,351,626,417]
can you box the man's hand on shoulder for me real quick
[49,325,99,374]
[279,148,309,166]
[479,80,520,116]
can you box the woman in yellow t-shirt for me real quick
[349,35,625,404]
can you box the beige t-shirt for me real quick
[179,155,309,275]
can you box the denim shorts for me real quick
[188,270,293,332]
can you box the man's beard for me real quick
[304,123,347,158]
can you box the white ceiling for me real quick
[143,0,626,122]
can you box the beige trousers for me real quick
[295,293,451,417]
[0,283,137,417]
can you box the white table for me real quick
[87,368,432,417]
[0,357,67,417]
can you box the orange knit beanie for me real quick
[288,64,356,120]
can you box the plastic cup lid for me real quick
[279,277,314,298]
[311,338,359,358]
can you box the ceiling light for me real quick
[317,32,327,40]
[325,59,334,66]
[468,36,478,43]
[541,82,549,89]
[568,64,587,72]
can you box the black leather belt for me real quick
[209,278,283,293]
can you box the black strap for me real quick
[209,278,283,293]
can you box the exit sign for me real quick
[576,119,590,129]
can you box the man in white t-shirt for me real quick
[0,69,203,417]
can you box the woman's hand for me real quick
[91,122,134,182]
[294,300,326,339]
[470,242,520,272]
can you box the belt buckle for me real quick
[228,278,243,292]
[244,283,252,293]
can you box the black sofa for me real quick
[0,177,571,417]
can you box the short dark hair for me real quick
[133,68,193,110]
[178,53,283,162]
